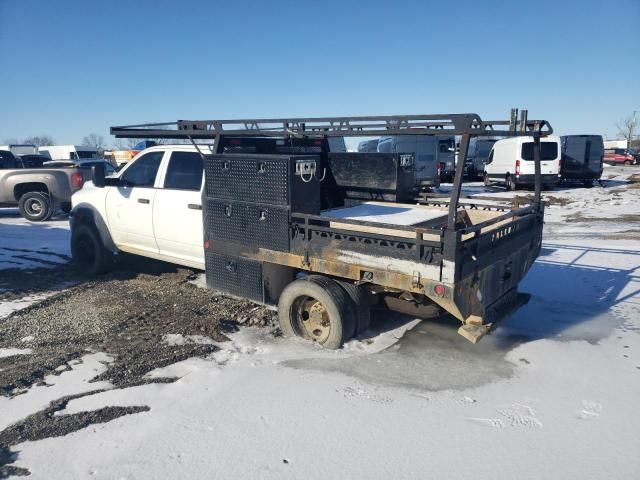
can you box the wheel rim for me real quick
[292,296,331,343]
[75,234,96,266]
[25,198,44,216]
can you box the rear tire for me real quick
[625,160,632,166]
[582,179,593,188]
[71,224,112,275]
[505,174,515,191]
[278,276,355,349]
[336,280,371,335]
[18,192,52,222]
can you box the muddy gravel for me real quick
[0,260,278,476]
[0,261,278,396]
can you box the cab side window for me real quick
[121,151,164,187]
[486,150,494,164]
[163,152,204,191]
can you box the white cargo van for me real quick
[39,145,100,161]
[484,136,561,190]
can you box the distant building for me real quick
[604,139,629,149]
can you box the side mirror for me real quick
[92,164,105,188]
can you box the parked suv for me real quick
[604,148,636,165]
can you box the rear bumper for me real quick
[447,211,544,342]
[561,170,603,181]
[515,173,559,185]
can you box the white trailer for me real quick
[38,145,100,160]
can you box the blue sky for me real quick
[1,0,638,146]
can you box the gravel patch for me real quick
[0,262,277,396]
[0,259,278,475]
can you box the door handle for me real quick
[188,204,202,210]
[138,198,150,204]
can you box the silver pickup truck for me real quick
[0,150,87,221]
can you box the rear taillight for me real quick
[515,159,520,176]
[437,162,442,176]
[71,172,84,189]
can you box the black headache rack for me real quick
[111,108,553,224]
[111,109,553,343]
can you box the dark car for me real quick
[0,150,18,169]
[17,154,48,168]
[560,135,604,186]
[464,138,498,179]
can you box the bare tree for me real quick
[82,133,106,149]
[23,135,55,147]
[616,112,638,148]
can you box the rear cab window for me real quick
[163,151,204,191]
[521,142,559,161]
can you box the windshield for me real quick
[477,140,497,157]
[521,142,558,161]
[438,139,454,153]
[76,150,99,159]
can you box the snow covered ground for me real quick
[1,169,639,479]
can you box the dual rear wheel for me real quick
[278,275,370,349]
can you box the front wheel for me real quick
[18,192,52,222]
[278,276,355,349]
[71,224,112,275]
[624,160,632,166]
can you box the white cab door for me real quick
[105,150,165,255]
[153,151,205,269]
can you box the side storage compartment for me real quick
[204,154,321,214]
[326,152,417,203]
[205,252,294,305]
[205,198,291,252]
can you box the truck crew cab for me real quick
[71,110,553,349]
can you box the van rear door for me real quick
[521,140,559,174]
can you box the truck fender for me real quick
[70,204,117,253]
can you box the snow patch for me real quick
[0,347,32,358]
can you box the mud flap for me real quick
[457,290,531,343]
